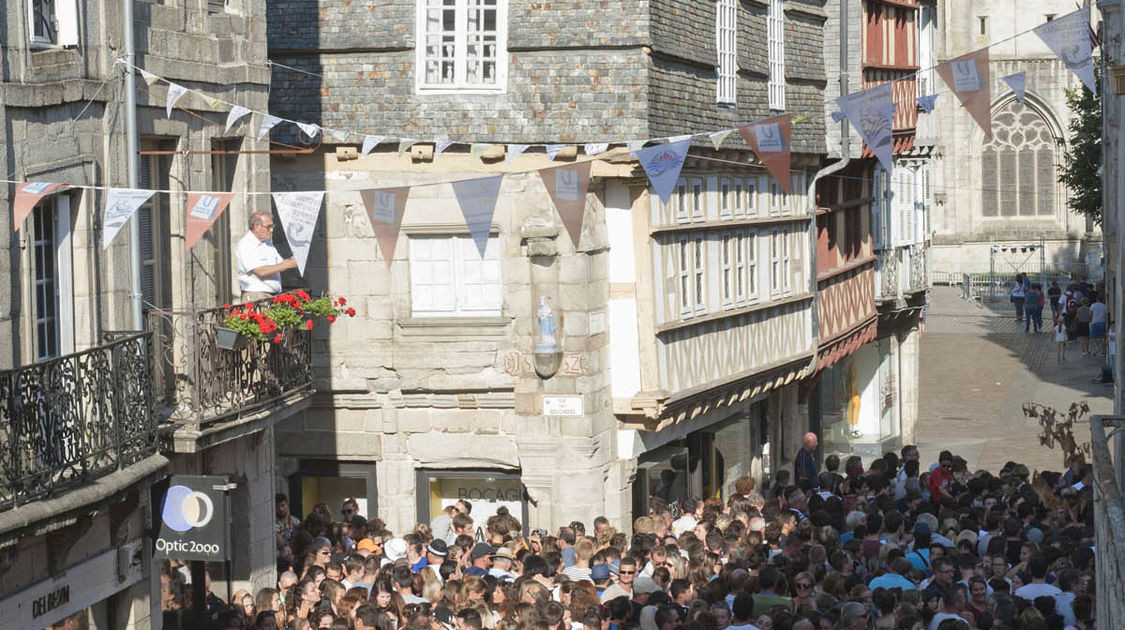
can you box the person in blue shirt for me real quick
[870,557,918,591]
[907,523,933,572]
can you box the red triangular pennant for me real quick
[13,182,65,231]
[937,48,992,138]
[739,115,793,193]
[538,162,592,248]
[184,193,234,251]
[361,187,411,268]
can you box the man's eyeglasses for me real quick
[619,570,636,575]
[318,550,331,556]
[797,583,812,589]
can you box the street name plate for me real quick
[543,395,584,417]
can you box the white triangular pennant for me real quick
[102,188,156,249]
[546,144,566,160]
[1002,72,1027,104]
[327,128,351,143]
[435,140,455,157]
[273,191,325,274]
[166,83,188,118]
[507,144,530,164]
[362,135,385,157]
[709,130,735,150]
[398,138,418,155]
[667,134,693,144]
[139,69,160,86]
[1034,9,1096,92]
[296,122,321,139]
[452,176,504,257]
[224,106,251,133]
[257,115,282,141]
[584,143,608,156]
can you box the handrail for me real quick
[0,333,156,512]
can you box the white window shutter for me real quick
[872,169,884,250]
[56,0,79,47]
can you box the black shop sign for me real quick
[154,475,230,561]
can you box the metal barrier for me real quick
[1090,416,1125,629]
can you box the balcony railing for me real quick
[0,333,156,513]
[148,298,312,427]
[876,245,930,302]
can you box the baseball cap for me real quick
[356,538,379,553]
[591,564,611,581]
[471,542,495,560]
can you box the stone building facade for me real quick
[0,0,284,627]
[267,0,829,532]
[929,1,1101,275]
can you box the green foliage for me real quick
[1058,62,1102,226]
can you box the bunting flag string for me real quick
[708,130,735,151]
[453,176,505,257]
[1002,72,1027,104]
[296,122,321,140]
[916,94,939,114]
[635,140,691,205]
[102,189,156,249]
[258,115,282,141]
[539,162,592,248]
[434,140,455,158]
[362,187,411,268]
[546,144,566,161]
[166,83,188,118]
[398,138,418,155]
[273,191,325,274]
[507,144,530,164]
[739,115,794,194]
[225,105,251,133]
[1034,9,1097,92]
[185,192,234,251]
[835,83,896,173]
[936,48,992,138]
[362,135,385,158]
[13,182,67,231]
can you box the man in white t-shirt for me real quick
[1015,557,1062,601]
[236,211,297,302]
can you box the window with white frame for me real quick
[417,0,507,92]
[781,226,791,295]
[767,0,786,110]
[691,179,704,220]
[769,179,781,216]
[28,0,78,47]
[770,228,782,297]
[675,179,689,223]
[716,0,737,105]
[735,230,747,304]
[693,233,706,312]
[719,178,732,219]
[409,234,502,316]
[747,178,759,216]
[746,229,759,301]
[733,179,745,217]
[721,231,734,307]
[678,235,691,316]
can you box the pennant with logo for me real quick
[273,191,324,274]
[258,114,282,140]
[709,130,735,150]
[361,187,411,268]
[539,162,592,248]
[470,144,488,160]
[739,115,793,194]
[916,94,939,114]
[435,140,455,158]
[327,128,351,143]
[636,140,691,205]
[296,122,321,139]
[362,135,385,158]
[835,83,896,173]
[508,144,530,164]
[225,106,251,133]
[1034,9,1096,92]
[546,144,566,161]
[166,83,188,118]
[398,138,419,155]
[102,188,155,249]
[452,175,504,257]
[584,143,608,156]
[184,192,234,251]
[139,69,160,86]
[1002,72,1027,104]
[937,48,992,138]
[13,182,65,231]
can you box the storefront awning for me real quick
[815,315,880,373]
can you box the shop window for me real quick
[288,460,377,522]
[416,470,527,539]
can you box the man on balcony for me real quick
[237,211,298,302]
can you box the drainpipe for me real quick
[123,0,143,330]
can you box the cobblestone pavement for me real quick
[916,286,1112,474]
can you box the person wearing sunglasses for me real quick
[236,210,298,302]
[599,557,638,603]
[928,451,956,505]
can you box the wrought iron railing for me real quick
[876,249,900,300]
[0,333,156,513]
[908,244,927,291]
[147,297,312,427]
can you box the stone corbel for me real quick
[521,219,560,259]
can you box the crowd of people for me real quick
[1011,275,1112,373]
[160,442,1097,630]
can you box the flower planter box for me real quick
[215,326,249,351]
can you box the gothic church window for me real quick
[980,101,1057,218]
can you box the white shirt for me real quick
[236,231,284,294]
[1015,582,1062,601]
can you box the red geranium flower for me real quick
[305,320,314,330]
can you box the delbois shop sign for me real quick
[154,475,230,561]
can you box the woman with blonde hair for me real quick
[458,576,489,607]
